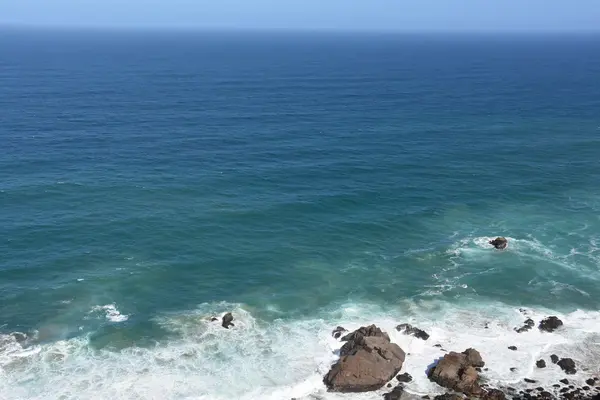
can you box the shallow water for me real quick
[1,30,600,399]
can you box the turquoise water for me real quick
[1,31,600,399]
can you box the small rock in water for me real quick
[221,312,234,329]
[539,316,563,332]
[434,343,443,348]
[396,372,412,383]
[210,317,218,322]
[515,318,535,333]
[587,379,597,386]
[552,384,561,388]
[524,378,537,384]
[583,386,591,391]
[383,385,404,400]
[396,323,429,340]
[551,354,559,364]
[510,367,518,372]
[558,358,577,375]
[560,379,569,385]
[332,326,347,339]
[387,383,392,388]
[536,359,546,368]
[508,346,517,351]
[489,237,508,249]
[10,332,27,343]
[483,388,506,400]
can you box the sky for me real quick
[1,0,600,32]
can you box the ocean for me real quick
[1,30,600,399]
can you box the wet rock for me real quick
[524,378,537,384]
[539,391,553,399]
[550,354,559,364]
[489,237,508,249]
[560,387,570,393]
[508,346,517,351]
[433,394,464,400]
[539,316,563,332]
[427,350,482,395]
[536,359,546,368]
[210,317,218,322]
[482,389,506,400]
[396,323,430,340]
[560,379,569,385]
[515,318,535,333]
[552,384,560,388]
[463,348,485,368]
[387,383,392,388]
[434,344,443,348]
[586,379,596,386]
[221,313,234,329]
[332,326,347,339]
[396,373,412,383]
[324,326,405,392]
[341,324,390,342]
[10,332,27,343]
[557,358,576,375]
[583,386,591,391]
[382,385,404,400]
[510,367,518,372]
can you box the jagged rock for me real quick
[558,358,577,375]
[332,326,347,339]
[433,394,464,400]
[324,326,405,392]
[586,379,596,386]
[396,323,430,340]
[515,318,535,333]
[483,389,506,400]
[221,313,234,329]
[539,316,563,332]
[396,372,412,383]
[508,346,517,351]
[341,324,390,342]
[489,237,508,249]
[463,348,485,368]
[551,354,559,364]
[383,385,404,400]
[560,379,569,385]
[427,351,482,395]
[210,317,218,322]
[536,359,546,368]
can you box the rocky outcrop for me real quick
[332,326,347,339]
[396,323,430,340]
[558,358,577,375]
[489,237,508,249]
[428,350,483,395]
[463,348,485,368]
[324,326,406,392]
[539,316,563,332]
[515,318,535,333]
[222,312,234,329]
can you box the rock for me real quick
[383,385,404,400]
[10,332,27,343]
[434,344,443,348]
[583,386,591,391]
[557,358,577,375]
[489,237,508,249]
[433,395,464,400]
[483,389,506,400]
[396,373,412,383]
[587,379,596,386]
[508,346,517,351]
[332,326,347,339]
[515,318,535,333]
[210,317,218,322]
[539,316,563,332]
[560,379,569,385]
[539,391,553,399]
[221,313,234,329]
[463,348,485,368]
[387,383,392,388]
[427,351,482,395]
[560,387,570,393]
[396,323,430,340]
[551,354,559,364]
[510,367,518,372]
[524,378,537,383]
[552,384,560,388]
[341,324,390,342]
[536,359,546,368]
[324,326,405,392]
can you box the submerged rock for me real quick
[558,358,577,375]
[396,372,413,383]
[221,312,234,329]
[428,350,483,395]
[515,318,535,333]
[551,354,559,364]
[508,346,517,351]
[332,326,347,339]
[489,237,508,249]
[324,326,405,392]
[383,385,404,400]
[539,316,563,332]
[396,323,430,340]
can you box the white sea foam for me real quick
[89,304,129,323]
[1,301,600,400]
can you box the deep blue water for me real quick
[1,30,600,399]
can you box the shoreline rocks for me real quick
[427,349,483,395]
[396,323,430,340]
[539,316,563,332]
[221,312,234,329]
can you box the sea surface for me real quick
[1,30,600,399]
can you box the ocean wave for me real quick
[89,304,129,323]
[1,300,600,399]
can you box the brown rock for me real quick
[483,389,506,400]
[427,351,482,395]
[341,324,390,342]
[324,327,405,392]
[489,237,508,249]
[463,348,485,368]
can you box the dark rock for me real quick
[507,387,516,392]
[558,358,577,375]
[560,379,569,385]
[536,387,544,391]
[427,351,482,395]
[510,368,518,372]
[396,373,412,383]
[515,318,535,333]
[586,379,596,386]
[552,384,560,388]
[483,389,506,400]
[434,344,443,348]
[540,391,552,398]
[210,317,218,322]
[560,388,570,393]
[341,324,390,342]
[551,354,559,364]
[526,389,533,393]
[324,326,405,392]
[569,385,575,389]
[584,386,591,391]
[508,346,517,351]
[489,237,508,249]
[221,313,234,329]
[383,385,404,400]
[332,326,347,339]
[396,323,430,340]
[524,378,537,383]
[536,359,546,368]
[539,316,563,332]
[10,332,27,343]
[463,348,485,368]
[476,367,482,372]
[387,383,392,388]
[433,395,463,400]
[422,396,430,399]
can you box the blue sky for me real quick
[1,0,600,32]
